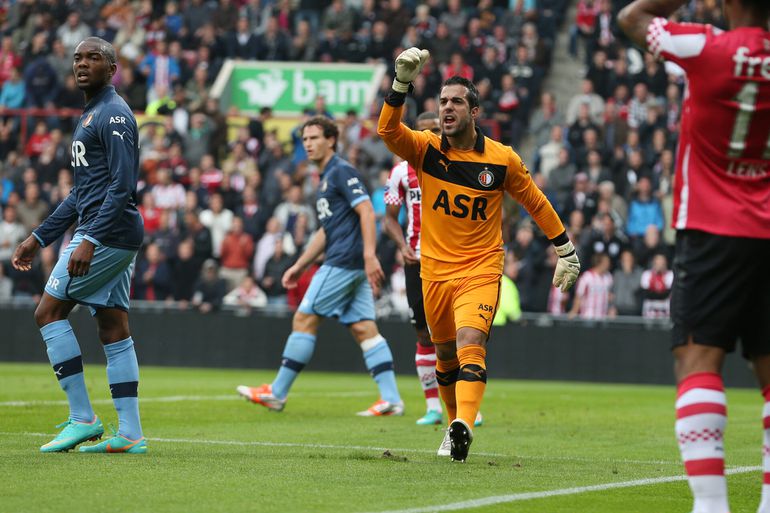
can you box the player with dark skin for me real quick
[13,38,128,346]
[619,0,770,393]
[380,116,440,350]
[620,2,770,512]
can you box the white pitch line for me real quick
[0,391,373,407]
[0,431,682,465]
[0,431,508,457]
[359,466,762,513]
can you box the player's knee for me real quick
[349,320,378,343]
[292,311,319,334]
[34,299,66,328]
[416,329,432,347]
[96,312,130,344]
[434,341,456,361]
[456,327,487,349]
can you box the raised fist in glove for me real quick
[552,240,581,292]
[393,47,430,93]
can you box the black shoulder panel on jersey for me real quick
[422,145,506,192]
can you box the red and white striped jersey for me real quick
[384,160,422,257]
[647,18,770,239]
[574,269,613,320]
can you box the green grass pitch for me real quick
[0,362,765,513]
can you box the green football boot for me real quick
[79,432,147,454]
[40,416,104,453]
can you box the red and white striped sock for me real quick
[415,343,441,412]
[758,386,770,513]
[676,372,730,513]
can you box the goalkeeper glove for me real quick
[552,240,581,292]
[393,47,430,93]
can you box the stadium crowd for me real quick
[0,0,718,321]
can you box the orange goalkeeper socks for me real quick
[456,345,487,429]
[435,356,459,423]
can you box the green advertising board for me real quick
[212,60,387,117]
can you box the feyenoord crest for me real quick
[82,113,94,127]
[478,167,494,187]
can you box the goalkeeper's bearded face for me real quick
[438,84,477,137]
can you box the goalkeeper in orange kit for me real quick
[377,48,580,462]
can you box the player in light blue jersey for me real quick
[237,116,404,416]
[12,38,146,454]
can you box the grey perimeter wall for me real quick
[0,307,758,388]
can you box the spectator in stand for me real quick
[626,176,664,240]
[223,275,267,311]
[570,0,598,59]
[562,173,598,224]
[225,16,258,60]
[261,237,294,306]
[152,168,186,211]
[16,182,49,233]
[0,205,26,267]
[611,248,642,317]
[57,12,91,57]
[493,251,522,325]
[442,52,474,82]
[256,16,291,62]
[568,103,602,151]
[530,92,564,149]
[273,185,315,236]
[219,216,255,292]
[24,121,51,162]
[170,238,199,307]
[640,253,673,319]
[133,242,172,302]
[550,148,577,213]
[587,49,612,99]
[0,262,12,300]
[138,193,161,236]
[628,82,653,129]
[566,79,605,125]
[0,67,25,111]
[583,213,625,271]
[139,39,180,105]
[537,125,565,179]
[569,252,613,320]
[192,259,227,314]
[495,73,525,146]
[182,210,213,267]
[253,216,284,281]
[199,192,234,259]
[0,36,21,88]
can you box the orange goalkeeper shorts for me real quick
[422,273,502,344]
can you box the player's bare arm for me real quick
[382,204,417,265]
[11,235,41,272]
[618,0,689,50]
[68,239,95,277]
[353,200,385,295]
[282,227,327,289]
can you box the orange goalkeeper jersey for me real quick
[378,102,565,281]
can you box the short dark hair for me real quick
[302,116,339,151]
[742,0,770,15]
[416,111,439,122]
[80,37,117,66]
[442,76,480,109]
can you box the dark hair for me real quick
[742,0,770,14]
[441,76,480,109]
[416,111,439,122]
[302,116,339,151]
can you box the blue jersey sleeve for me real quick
[333,165,370,208]
[84,106,139,246]
[32,190,77,247]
